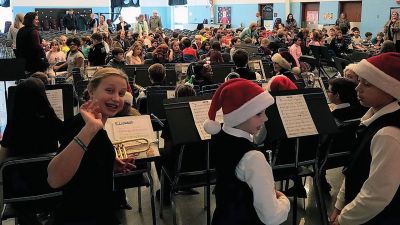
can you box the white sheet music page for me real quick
[276,95,318,138]
[105,115,156,142]
[189,100,223,140]
[166,90,175,99]
[46,89,64,121]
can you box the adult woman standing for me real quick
[16,12,48,74]
[384,11,400,52]
[7,13,24,51]
[335,12,350,31]
[47,67,135,225]
[285,13,297,31]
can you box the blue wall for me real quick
[141,6,171,29]
[290,2,301,28]
[361,0,396,35]
[214,3,285,28]
[188,5,210,24]
[319,1,338,25]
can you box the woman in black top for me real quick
[16,12,48,74]
[47,67,135,225]
[1,77,62,225]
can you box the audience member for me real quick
[88,33,107,66]
[7,13,24,51]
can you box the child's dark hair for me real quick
[148,63,166,83]
[365,32,372,37]
[328,78,358,105]
[91,32,103,42]
[66,37,81,47]
[182,38,192,48]
[232,49,249,67]
[112,47,124,57]
[211,41,221,51]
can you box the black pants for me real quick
[396,40,400,53]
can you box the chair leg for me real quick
[171,190,177,225]
[150,182,157,225]
[138,187,142,212]
[160,170,165,218]
[206,184,211,225]
[203,186,207,210]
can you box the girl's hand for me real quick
[80,100,104,133]
[115,157,136,173]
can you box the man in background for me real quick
[149,11,162,32]
[63,9,77,34]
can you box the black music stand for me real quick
[163,95,214,225]
[0,58,26,102]
[265,88,337,225]
[309,45,334,78]
[7,84,74,122]
[210,64,234,84]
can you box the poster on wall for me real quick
[263,4,273,20]
[217,7,231,25]
[306,11,319,22]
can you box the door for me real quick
[340,1,362,29]
[302,2,320,29]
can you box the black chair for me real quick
[145,52,153,60]
[146,86,177,130]
[113,162,157,225]
[144,59,154,65]
[221,53,231,63]
[210,64,234,83]
[0,153,62,225]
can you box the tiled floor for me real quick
[1,168,344,225]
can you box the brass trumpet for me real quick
[113,138,150,159]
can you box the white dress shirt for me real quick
[335,101,400,225]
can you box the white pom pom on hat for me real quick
[203,78,275,135]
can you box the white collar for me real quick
[361,101,400,127]
[222,124,253,142]
[333,103,351,111]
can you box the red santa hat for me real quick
[203,78,275,134]
[352,52,400,100]
[268,75,298,92]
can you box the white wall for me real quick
[214,0,284,4]
[140,0,168,6]
[11,0,109,7]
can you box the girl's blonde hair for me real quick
[87,67,128,93]
[14,13,24,29]
[50,40,61,52]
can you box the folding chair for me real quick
[0,153,62,225]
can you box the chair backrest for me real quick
[146,86,177,120]
[0,153,62,204]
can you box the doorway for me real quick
[302,2,320,29]
[339,1,362,30]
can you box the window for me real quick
[173,5,188,30]
[114,6,141,25]
[0,7,12,33]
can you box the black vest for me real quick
[235,68,257,80]
[211,131,265,225]
[344,107,400,225]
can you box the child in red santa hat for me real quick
[330,52,400,225]
[204,78,290,225]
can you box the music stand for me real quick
[7,83,74,122]
[248,59,266,80]
[0,58,27,102]
[309,45,334,78]
[135,68,152,88]
[163,94,214,224]
[237,44,263,60]
[210,64,234,84]
[265,88,337,225]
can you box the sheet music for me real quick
[166,90,175,99]
[46,89,64,121]
[105,115,159,160]
[189,100,223,140]
[105,115,156,142]
[276,95,318,138]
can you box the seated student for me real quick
[136,63,166,114]
[201,41,224,63]
[46,40,66,76]
[351,27,367,51]
[168,39,183,63]
[271,53,296,81]
[204,78,290,225]
[343,64,359,84]
[229,37,241,60]
[362,32,373,47]
[31,71,49,85]
[329,30,351,57]
[152,44,169,64]
[198,39,211,58]
[330,52,400,225]
[186,61,213,88]
[88,32,107,66]
[371,32,385,49]
[380,40,397,54]
[47,67,135,225]
[327,78,367,122]
[107,47,127,69]
[259,38,272,57]
[232,49,261,80]
[265,75,297,92]
[182,38,198,63]
[1,77,62,225]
